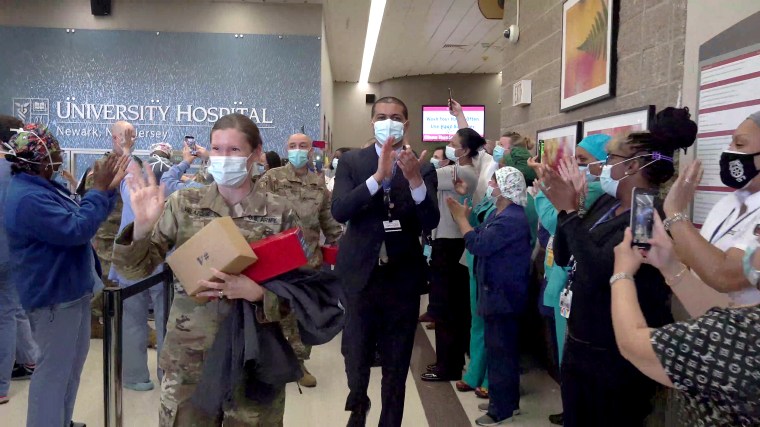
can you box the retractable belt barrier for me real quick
[102,267,174,427]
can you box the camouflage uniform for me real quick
[255,164,343,360]
[85,155,123,317]
[112,182,300,427]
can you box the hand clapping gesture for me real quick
[397,146,427,190]
[92,154,130,192]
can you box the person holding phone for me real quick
[537,107,696,426]
[611,213,759,426]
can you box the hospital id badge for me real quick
[559,288,573,319]
[546,237,555,268]
[383,220,402,232]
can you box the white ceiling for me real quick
[324,0,506,83]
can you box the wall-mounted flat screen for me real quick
[422,105,485,142]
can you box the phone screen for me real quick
[537,140,545,163]
[631,189,657,248]
[185,136,197,154]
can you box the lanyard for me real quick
[383,163,398,219]
[590,202,623,231]
[709,206,760,244]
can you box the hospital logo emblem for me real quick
[13,98,50,126]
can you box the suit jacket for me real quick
[331,145,439,294]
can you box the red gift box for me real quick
[242,228,309,283]
[321,245,338,265]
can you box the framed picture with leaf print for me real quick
[560,0,618,111]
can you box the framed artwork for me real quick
[560,0,618,111]
[536,122,582,170]
[582,105,655,138]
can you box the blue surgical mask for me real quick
[445,146,460,162]
[374,119,405,145]
[208,155,251,187]
[332,158,339,170]
[288,149,309,169]
[430,158,441,169]
[493,145,505,163]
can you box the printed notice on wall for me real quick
[694,48,760,224]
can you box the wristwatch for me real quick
[663,212,690,231]
[609,272,635,286]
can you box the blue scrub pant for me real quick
[26,294,91,427]
[484,314,520,421]
[120,280,165,385]
[0,266,40,396]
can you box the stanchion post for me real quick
[103,287,123,427]
[162,269,173,334]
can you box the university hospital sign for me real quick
[12,97,275,142]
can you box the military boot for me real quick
[298,361,317,388]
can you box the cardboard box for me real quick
[242,228,308,283]
[167,216,257,296]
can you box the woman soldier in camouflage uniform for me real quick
[112,114,301,426]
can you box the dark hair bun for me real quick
[650,107,697,152]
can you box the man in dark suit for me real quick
[332,97,439,427]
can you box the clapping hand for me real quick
[373,136,397,184]
[557,156,588,198]
[126,162,166,240]
[664,160,702,218]
[446,196,472,222]
[536,161,579,213]
[397,146,427,189]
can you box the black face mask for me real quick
[720,151,760,189]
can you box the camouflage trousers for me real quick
[159,292,285,427]
[279,312,312,360]
[159,371,285,427]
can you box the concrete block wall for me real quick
[500,0,687,139]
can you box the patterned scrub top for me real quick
[650,305,760,426]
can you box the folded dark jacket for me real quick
[191,267,345,416]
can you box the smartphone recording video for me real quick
[631,188,657,249]
[185,135,197,156]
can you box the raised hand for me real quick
[664,160,702,218]
[126,162,167,240]
[92,153,128,192]
[449,99,463,117]
[182,141,197,163]
[373,136,396,184]
[527,156,544,179]
[397,146,427,189]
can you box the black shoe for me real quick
[347,402,370,427]
[371,351,381,368]
[420,371,457,382]
[11,364,34,381]
[548,412,563,425]
[70,422,87,427]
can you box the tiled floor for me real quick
[0,296,562,426]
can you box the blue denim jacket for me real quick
[4,172,116,309]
